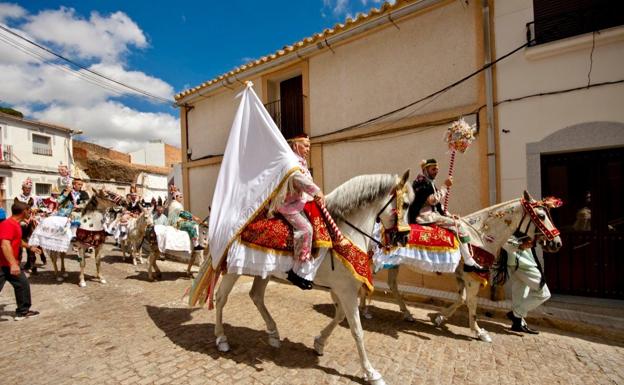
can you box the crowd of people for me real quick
[0,177,206,321]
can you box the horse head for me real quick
[521,190,563,253]
[90,188,126,211]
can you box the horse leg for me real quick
[137,240,144,265]
[214,273,240,352]
[61,252,68,277]
[186,250,197,277]
[147,249,156,281]
[334,286,386,385]
[314,290,345,356]
[249,277,281,348]
[78,247,87,287]
[49,250,63,282]
[434,273,466,327]
[95,245,106,284]
[359,287,373,320]
[464,276,491,342]
[388,267,414,322]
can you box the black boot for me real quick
[287,269,313,290]
[507,311,539,334]
[463,264,490,273]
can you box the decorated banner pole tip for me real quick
[443,118,476,212]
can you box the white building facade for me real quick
[0,112,77,209]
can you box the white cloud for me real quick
[22,7,147,62]
[34,101,180,153]
[0,5,179,153]
[0,3,26,23]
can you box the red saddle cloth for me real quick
[402,224,457,250]
[240,201,332,253]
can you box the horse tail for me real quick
[492,248,509,286]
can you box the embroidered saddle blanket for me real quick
[240,201,332,253]
[28,216,73,252]
[373,224,461,273]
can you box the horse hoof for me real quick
[434,314,446,327]
[363,312,373,320]
[216,336,230,352]
[403,313,415,323]
[476,330,492,343]
[79,281,86,288]
[99,278,107,284]
[313,336,324,356]
[62,272,69,278]
[364,369,385,385]
[132,259,137,266]
[56,276,64,282]
[267,330,280,348]
[139,258,144,265]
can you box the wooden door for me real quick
[279,75,304,140]
[541,147,624,299]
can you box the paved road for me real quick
[1,242,622,384]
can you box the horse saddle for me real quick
[240,201,333,254]
[397,224,458,250]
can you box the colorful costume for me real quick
[407,159,480,268]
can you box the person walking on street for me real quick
[0,201,41,320]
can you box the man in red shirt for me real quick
[0,201,41,320]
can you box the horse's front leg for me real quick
[335,285,386,385]
[388,267,414,322]
[137,238,144,265]
[186,250,198,278]
[147,248,156,281]
[60,252,67,278]
[434,272,466,327]
[464,276,491,342]
[214,273,240,352]
[48,250,63,282]
[94,245,106,284]
[314,290,345,356]
[249,276,281,348]
[78,247,87,287]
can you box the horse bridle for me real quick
[515,198,562,243]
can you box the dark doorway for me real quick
[279,75,304,140]
[541,147,624,299]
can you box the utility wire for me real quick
[0,24,174,106]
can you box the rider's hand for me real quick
[314,191,325,206]
[29,246,42,255]
[444,177,453,187]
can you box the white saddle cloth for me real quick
[154,224,191,253]
[28,216,73,252]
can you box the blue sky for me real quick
[0,1,389,151]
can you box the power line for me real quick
[0,24,174,106]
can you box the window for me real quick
[35,183,51,196]
[530,0,624,45]
[32,134,52,156]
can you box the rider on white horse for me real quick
[268,133,325,290]
[407,158,488,273]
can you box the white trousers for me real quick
[509,265,551,318]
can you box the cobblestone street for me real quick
[1,242,622,385]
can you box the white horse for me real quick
[208,171,413,385]
[146,221,209,281]
[362,191,562,343]
[120,207,153,265]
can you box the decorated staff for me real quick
[443,118,476,212]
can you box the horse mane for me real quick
[326,174,398,221]
[82,194,99,214]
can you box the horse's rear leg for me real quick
[78,248,87,287]
[186,250,198,277]
[334,287,386,385]
[214,273,240,352]
[387,267,414,322]
[249,277,280,348]
[60,252,67,277]
[147,248,159,281]
[359,287,373,320]
[434,273,466,327]
[314,290,345,356]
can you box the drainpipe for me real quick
[482,0,497,205]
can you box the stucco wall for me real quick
[308,1,479,137]
[494,0,624,200]
[186,76,263,158]
[188,165,220,219]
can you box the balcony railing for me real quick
[0,144,13,163]
[264,95,305,139]
[33,144,53,156]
